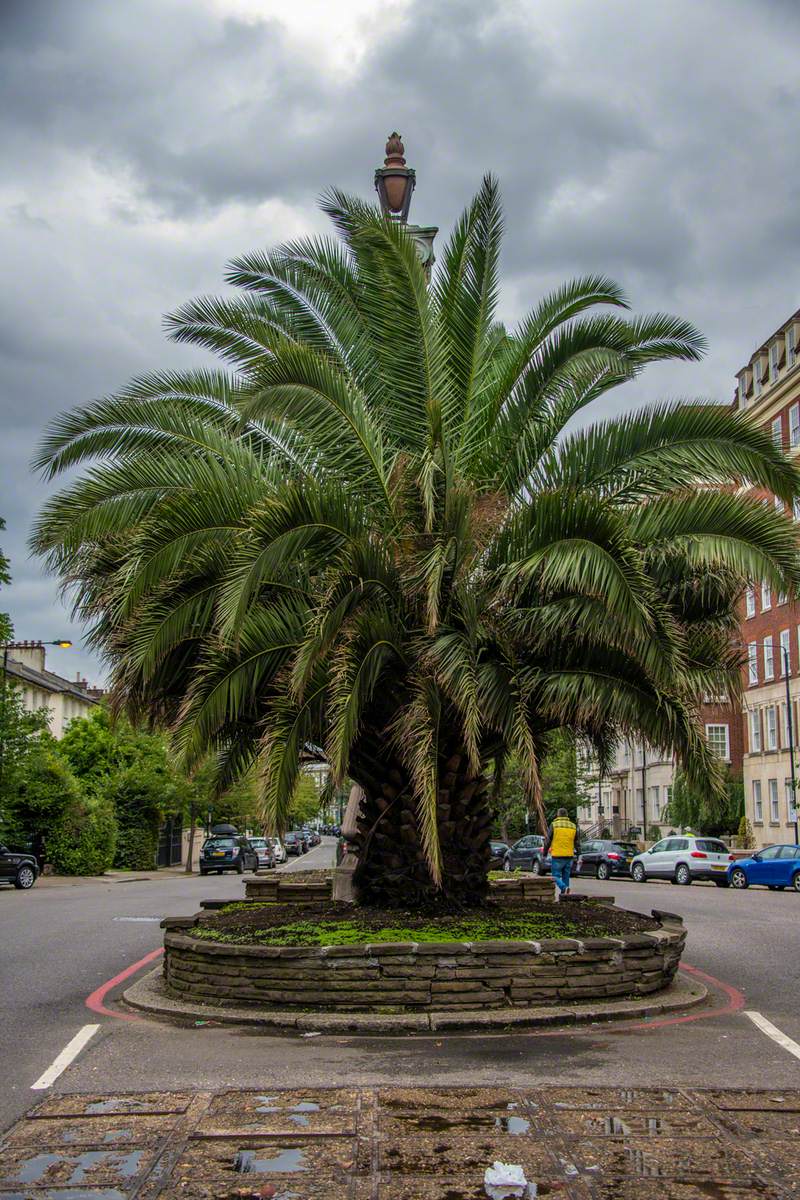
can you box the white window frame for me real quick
[769,777,780,822]
[753,778,763,822]
[705,723,730,760]
[764,636,775,680]
[771,343,781,380]
[766,705,778,751]
[780,629,791,675]
[788,326,797,370]
[772,416,783,449]
[748,641,759,686]
[783,702,791,749]
[745,586,756,618]
[750,708,762,752]
[754,358,763,395]
[787,778,797,823]
[791,403,800,449]
[762,582,772,611]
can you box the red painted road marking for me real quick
[85,947,163,1021]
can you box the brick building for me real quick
[736,309,800,847]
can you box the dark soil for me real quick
[194,899,659,947]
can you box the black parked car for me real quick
[575,839,639,880]
[0,844,39,889]
[489,841,510,869]
[284,830,308,856]
[199,836,259,875]
[503,834,549,874]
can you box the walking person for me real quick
[543,807,580,898]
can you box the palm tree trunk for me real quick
[351,751,492,908]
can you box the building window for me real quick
[648,785,659,817]
[771,343,781,380]
[766,706,778,750]
[788,326,797,369]
[764,636,775,680]
[753,779,763,822]
[762,583,771,611]
[748,641,759,686]
[772,416,783,448]
[754,358,762,396]
[781,629,791,674]
[705,724,730,760]
[769,778,780,822]
[791,404,800,449]
[745,586,756,618]
[787,778,797,822]
[750,709,762,752]
[738,377,747,409]
[664,785,672,817]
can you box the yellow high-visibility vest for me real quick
[550,817,576,857]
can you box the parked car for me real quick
[0,844,39,889]
[199,835,259,875]
[248,837,276,870]
[631,835,734,885]
[490,841,510,869]
[576,839,639,880]
[269,837,287,865]
[284,830,308,856]
[503,834,549,874]
[728,844,800,891]
[303,827,321,847]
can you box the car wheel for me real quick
[200,868,208,876]
[675,864,691,885]
[531,859,542,876]
[730,867,748,889]
[503,859,511,873]
[793,872,800,892]
[236,859,244,874]
[714,879,729,888]
[14,865,36,889]
[631,862,646,883]
[596,862,611,881]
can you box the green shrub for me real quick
[647,825,661,842]
[114,826,157,870]
[48,791,117,876]
[737,815,755,849]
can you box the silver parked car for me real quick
[631,835,734,886]
[269,836,287,865]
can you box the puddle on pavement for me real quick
[254,1097,321,1127]
[9,1148,144,1187]
[235,1147,308,1173]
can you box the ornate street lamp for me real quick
[374,133,438,280]
[374,132,415,223]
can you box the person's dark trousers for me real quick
[551,856,572,895]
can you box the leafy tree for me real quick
[288,771,322,828]
[737,814,755,849]
[32,180,800,907]
[663,768,743,836]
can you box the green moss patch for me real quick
[192,899,657,948]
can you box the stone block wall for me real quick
[162,912,685,1013]
[244,873,555,906]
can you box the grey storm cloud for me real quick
[1,0,800,682]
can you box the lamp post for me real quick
[374,133,438,280]
[746,638,799,846]
[0,639,73,805]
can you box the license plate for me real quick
[212,851,225,857]
[711,864,725,870]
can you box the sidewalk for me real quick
[35,866,190,888]
[3,1084,796,1196]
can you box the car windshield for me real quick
[696,839,728,854]
[203,838,236,849]
[249,839,268,848]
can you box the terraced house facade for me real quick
[737,309,800,848]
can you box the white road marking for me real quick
[31,1024,100,1090]
[744,1011,800,1061]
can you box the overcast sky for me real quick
[2,0,799,685]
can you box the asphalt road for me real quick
[2,845,799,1139]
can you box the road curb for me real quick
[122,966,707,1034]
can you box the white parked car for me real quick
[630,835,734,886]
[269,837,287,865]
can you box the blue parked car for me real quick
[728,844,800,891]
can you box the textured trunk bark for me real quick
[351,751,493,909]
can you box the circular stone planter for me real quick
[161,906,686,1014]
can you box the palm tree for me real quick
[32,179,800,908]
